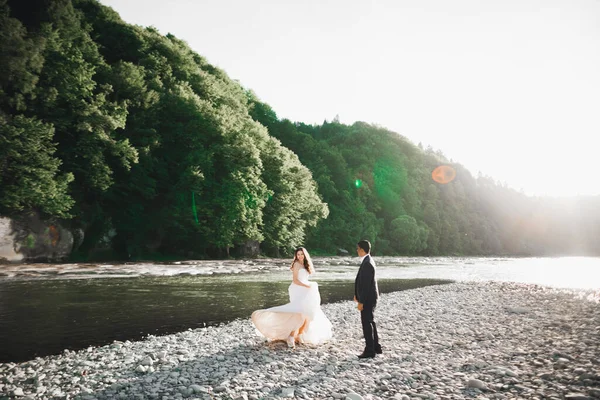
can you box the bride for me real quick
[251,247,332,347]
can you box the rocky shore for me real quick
[1,281,599,400]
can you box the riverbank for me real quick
[1,281,599,400]
[0,258,292,280]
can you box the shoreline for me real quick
[1,256,599,287]
[0,258,295,280]
[1,281,599,400]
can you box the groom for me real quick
[354,239,381,358]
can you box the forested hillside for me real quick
[249,100,600,256]
[1,0,598,259]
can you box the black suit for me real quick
[354,254,380,354]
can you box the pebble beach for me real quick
[1,281,599,400]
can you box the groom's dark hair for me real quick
[357,240,371,253]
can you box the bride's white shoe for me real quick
[296,334,305,344]
[286,336,295,348]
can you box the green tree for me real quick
[0,115,73,217]
[389,215,420,253]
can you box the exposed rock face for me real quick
[235,240,260,258]
[0,213,73,262]
[0,217,22,262]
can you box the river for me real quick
[0,256,598,363]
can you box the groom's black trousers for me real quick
[360,304,379,353]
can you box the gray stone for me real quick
[466,379,487,389]
[346,394,364,400]
[565,394,592,400]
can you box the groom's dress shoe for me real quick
[357,351,376,359]
[375,346,382,354]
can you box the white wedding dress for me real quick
[251,263,332,344]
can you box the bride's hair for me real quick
[291,247,314,274]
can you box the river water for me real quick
[0,256,598,363]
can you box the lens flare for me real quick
[431,165,456,184]
[192,191,199,224]
[355,179,363,188]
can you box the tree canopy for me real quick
[1,0,598,259]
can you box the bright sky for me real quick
[99,0,600,197]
